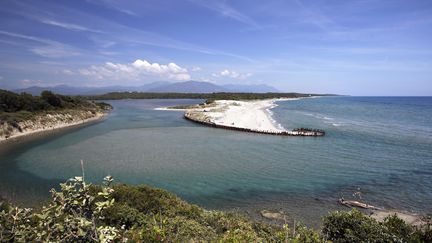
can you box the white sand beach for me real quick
[188,99,295,133]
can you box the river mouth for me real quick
[0,97,431,227]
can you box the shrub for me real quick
[0,176,123,242]
[2,175,430,242]
[322,209,392,242]
[382,214,413,242]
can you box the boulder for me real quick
[260,210,287,221]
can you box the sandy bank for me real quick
[0,111,106,144]
[157,98,325,136]
[185,99,295,133]
[206,99,286,132]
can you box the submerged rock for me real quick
[260,210,287,221]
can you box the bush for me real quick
[1,175,430,242]
[322,209,432,243]
[0,176,122,242]
[0,89,99,115]
[322,209,392,242]
[382,214,413,242]
[0,89,107,127]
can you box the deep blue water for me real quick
[0,97,431,225]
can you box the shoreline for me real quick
[154,107,186,111]
[157,97,325,136]
[264,98,300,131]
[157,98,295,132]
[189,99,287,133]
[183,98,324,136]
[0,112,106,145]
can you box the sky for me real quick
[0,0,431,95]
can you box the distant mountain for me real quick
[13,85,90,96]
[147,81,228,93]
[13,81,279,95]
[13,82,170,96]
[222,84,279,93]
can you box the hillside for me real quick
[0,89,111,141]
[0,175,430,242]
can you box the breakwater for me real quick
[184,112,325,136]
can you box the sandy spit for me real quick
[188,98,297,133]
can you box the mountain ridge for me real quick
[13,81,280,95]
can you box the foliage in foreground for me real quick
[0,176,431,242]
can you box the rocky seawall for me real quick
[0,110,105,142]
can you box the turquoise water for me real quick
[0,97,431,225]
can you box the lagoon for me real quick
[0,97,431,226]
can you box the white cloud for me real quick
[62,69,74,75]
[198,77,210,82]
[101,41,116,48]
[188,0,259,28]
[213,69,252,79]
[86,0,138,16]
[0,76,3,80]
[0,30,82,58]
[31,44,81,58]
[79,59,191,81]
[191,66,202,71]
[99,51,120,56]
[39,19,104,33]
[19,79,44,86]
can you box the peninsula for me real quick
[0,89,111,143]
[166,98,325,136]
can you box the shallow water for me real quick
[0,97,431,226]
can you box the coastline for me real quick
[0,112,106,145]
[154,107,186,111]
[264,98,301,131]
[157,98,295,132]
[157,97,325,136]
[183,98,325,136]
[185,98,301,133]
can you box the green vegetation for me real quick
[2,89,90,112]
[0,89,111,123]
[323,210,431,242]
[1,176,430,242]
[86,92,332,101]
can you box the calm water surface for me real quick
[1,97,431,226]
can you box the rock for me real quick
[260,210,287,221]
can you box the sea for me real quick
[0,97,431,226]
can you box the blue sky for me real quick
[0,0,431,95]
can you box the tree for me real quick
[41,90,62,107]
